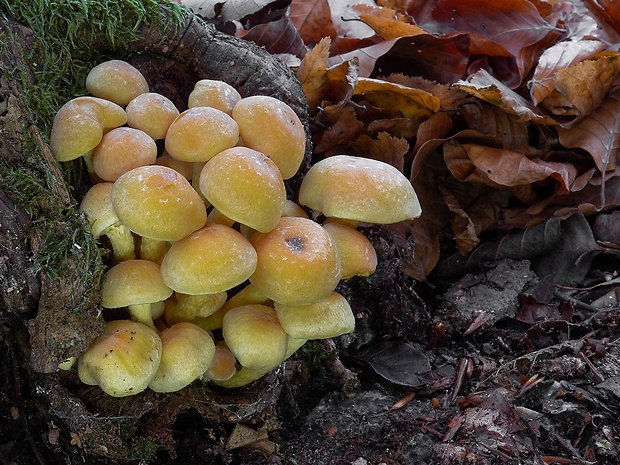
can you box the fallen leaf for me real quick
[290,0,337,45]
[183,0,275,21]
[353,77,440,117]
[242,15,307,58]
[539,52,620,121]
[353,4,426,40]
[443,142,578,194]
[557,84,620,174]
[457,69,559,125]
[356,340,431,387]
[530,39,607,105]
[225,423,272,451]
[342,132,409,171]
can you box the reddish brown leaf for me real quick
[530,39,607,105]
[373,33,470,84]
[444,143,578,194]
[342,132,409,172]
[290,0,337,45]
[353,4,426,40]
[457,69,559,126]
[557,85,620,183]
[242,16,307,58]
[314,104,366,153]
[297,37,332,112]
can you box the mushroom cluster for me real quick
[52,59,422,396]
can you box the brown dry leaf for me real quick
[440,183,481,254]
[343,132,409,171]
[290,0,337,45]
[297,37,331,112]
[353,77,440,117]
[444,143,578,194]
[457,69,559,126]
[225,423,271,450]
[539,52,620,120]
[410,112,454,158]
[327,0,377,40]
[405,235,441,283]
[530,39,607,105]
[557,85,620,175]
[352,4,426,40]
[384,74,468,111]
[314,104,366,153]
[590,0,620,35]
[242,16,307,58]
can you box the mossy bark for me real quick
[0,5,309,462]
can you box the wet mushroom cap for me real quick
[321,221,378,279]
[249,216,341,306]
[160,223,258,295]
[298,155,422,224]
[77,319,162,397]
[232,95,306,179]
[274,291,356,339]
[125,92,180,140]
[101,259,173,309]
[222,304,288,371]
[165,106,239,162]
[50,96,126,162]
[112,165,207,241]
[85,59,149,106]
[188,79,242,115]
[199,147,286,233]
[148,322,216,393]
[91,127,158,181]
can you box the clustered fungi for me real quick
[51,59,422,396]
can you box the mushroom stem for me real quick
[139,236,168,264]
[127,303,157,328]
[104,223,136,263]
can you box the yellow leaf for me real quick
[297,37,331,112]
[353,77,440,118]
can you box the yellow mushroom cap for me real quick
[112,165,207,241]
[203,343,238,382]
[275,291,356,339]
[160,224,257,295]
[148,322,216,393]
[322,222,378,279]
[86,59,149,106]
[77,319,162,397]
[199,147,286,233]
[91,127,158,181]
[188,79,242,115]
[249,217,341,306]
[50,96,127,162]
[101,259,172,309]
[165,107,239,162]
[232,95,306,179]
[222,304,288,371]
[126,92,180,140]
[298,155,422,224]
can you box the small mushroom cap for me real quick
[50,97,127,162]
[148,322,216,393]
[79,182,136,262]
[77,319,162,397]
[160,224,257,295]
[86,59,149,106]
[101,259,172,309]
[222,304,288,371]
[321,222,378,279]
[203,343,237,382]
[91,127,158,181]
[249,217,341,306]
[232,95,306,179]
[298,155,422,224]
[164,291,228,325]
[199,147,286,233]
[275,291,356,339]
[112,165,207,241]
[165,107,239,162]
[126,92,180,139]
[188,79,242,115]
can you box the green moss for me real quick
[0,0,186,133]
[0,0,186,282]
[125,435,158,462]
